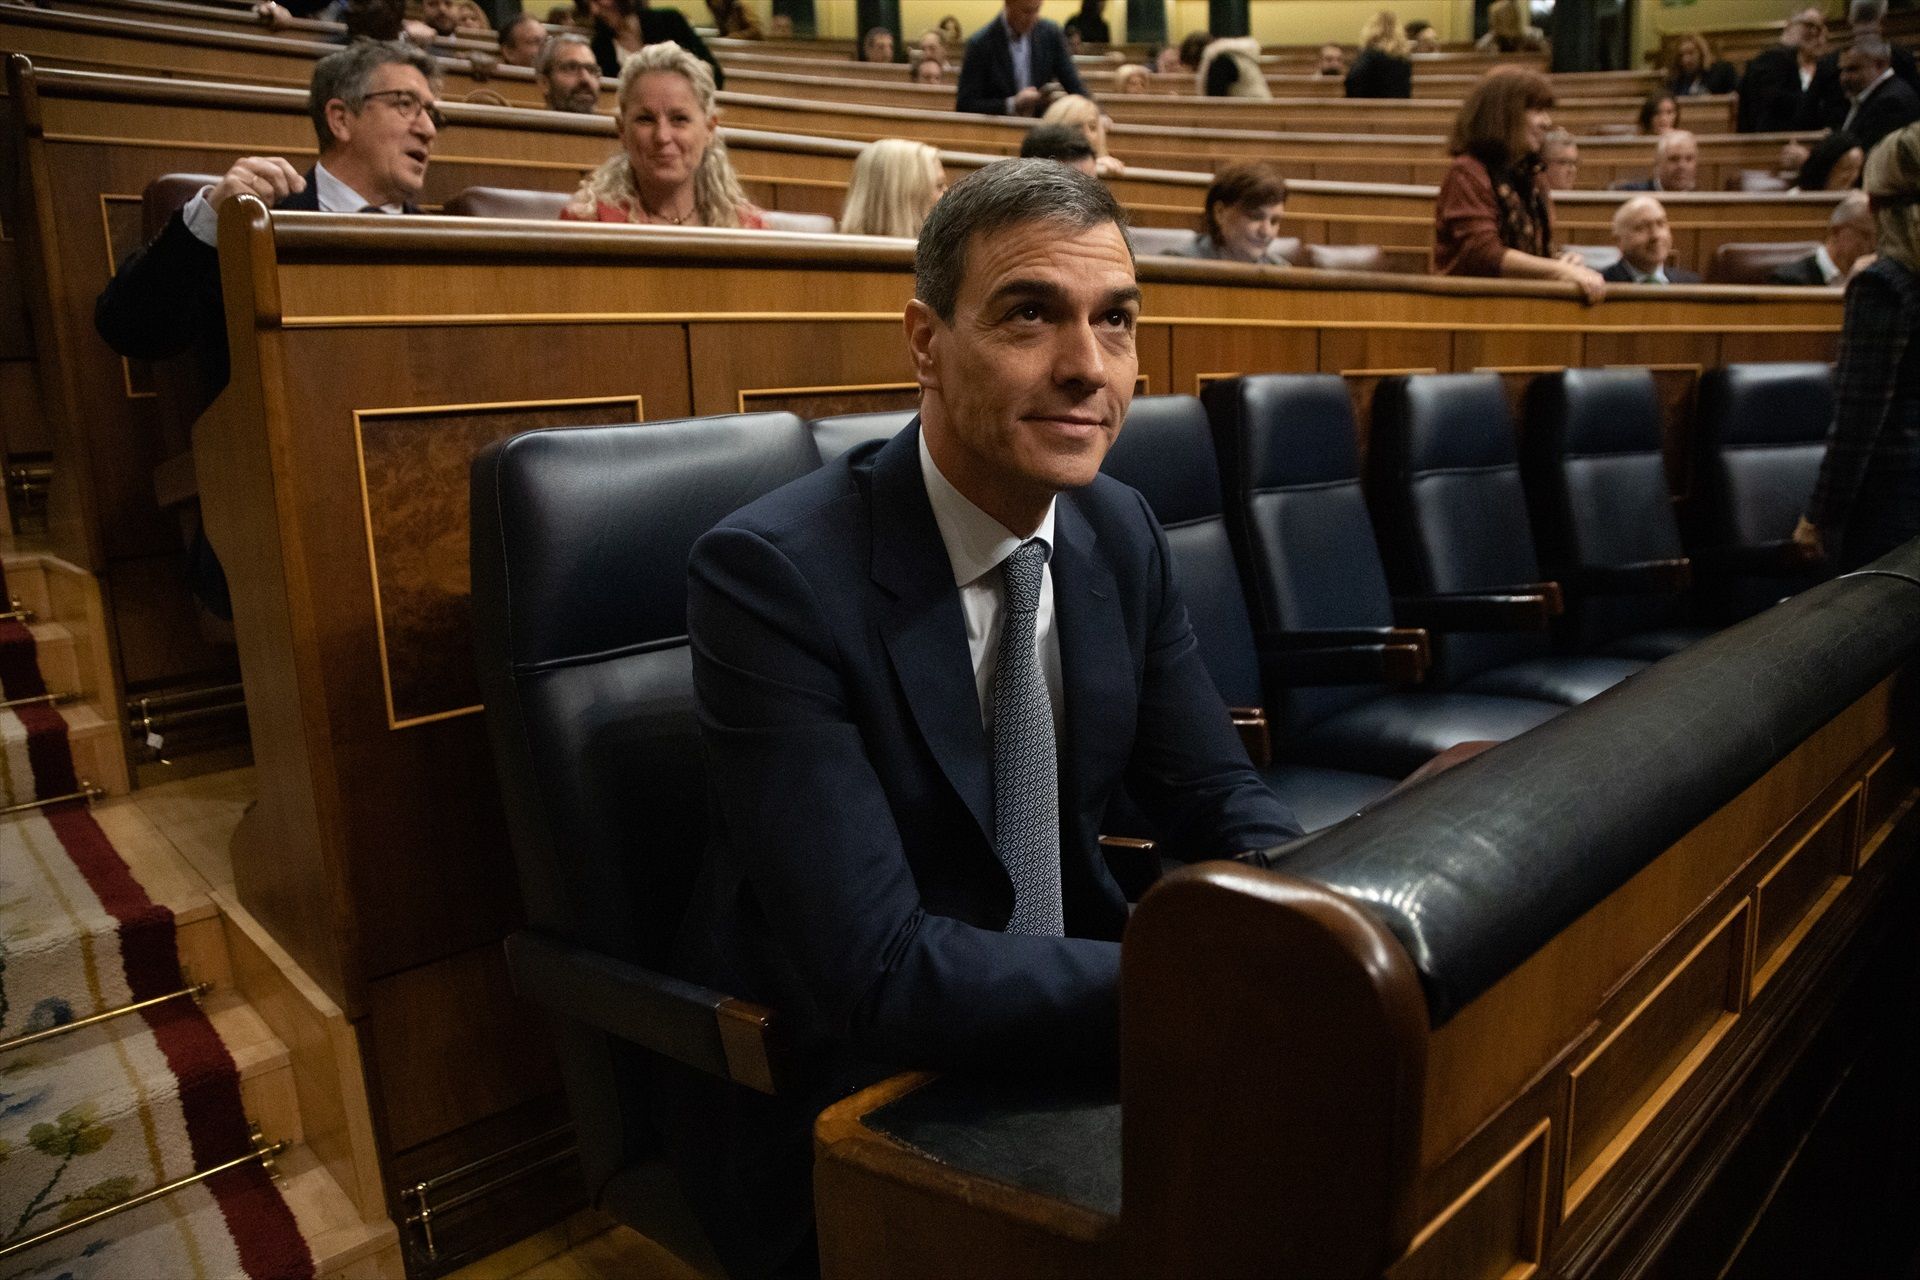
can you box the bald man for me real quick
[1600,196,1701,284]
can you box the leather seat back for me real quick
[143,173,220,239]
[1368,373,1548,682]
[1522,368,1688,646]
[761,209,838,233]
[1708,241,1821,284]
[1303,243,1388,273]
[809,409,915,463]
[1100,396,1262,708]
[1203,374,1394,730]
[1127,226,1200,256]
[445,186,572,219]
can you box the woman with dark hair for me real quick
[1796,130,1866,191]
[1064,0,1110,46]
[1667,32,1737,97]
[1637,91,1679,135]
[1434,69,1605,302]
[586,0,724,84]
[1167,161,1292,263]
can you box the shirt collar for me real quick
[1815,242,1843,283]
[1000,12,1030,46]
[313,160,402,215]
[1639,265,1669,284]
[1856,67,1896,103]
[919,426,1056,588]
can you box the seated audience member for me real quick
[1602,196,1700,283]
[1406,18,1440,54]
[1738,7,1825,133]
[587,0,724,87]
[1477,0,1546,52]
[1541,127,1579,191]
[1801,1,1920,131]
[453,0,491,32]
[421,0,460,36]
[1638,91,1679,134]
[538,33,603,113]
[1113,63,1151,94]
[1435,69,1605,302]
[1064,24,1085,56]
[665,156,1302,1279]
[1316,43,1347,76]
[1064,0,1110,46]
[1168,160,1291,264]
[1043,95,1126,175]
[1836,35,1920,152]
[938,14,965,47]
[1150,43,1182,74]
[1346,12,1412,99]
[1615,128,1698,192]
[337,0,437,45]
[862,26,897,62]
[769,12,794,36]
[1794,130,1865,191]
[956,0,1088,116]
[915,29,950,69]
[1019,123,1099,176]
[498,12,549,66]
[914,57,946,85]
[707,0,762,38]
[1796,124,1920,568]
[840,139,947,236]
[1666,32,1737,97]
[1772,189,1876,284]
[1201,36,1272,98]
[561,42,764,226]
[1177,30,1211,71]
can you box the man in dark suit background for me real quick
[955,0,1088,115]
[1798,0,1920,130]
[1610,129,1700,193]
[1772,190,1876,285]
[1835,34,1920,152]
[665,160,1301,1277]
[1738,6,1828,132]
[1599,196,1702,284]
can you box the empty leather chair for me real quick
[1127,226,1203,256]
[1690,362,1834,620]
[760,209,837,233]
[1199,375,1562,781]
[1369,373,1648,702]
[1522,368,1715,659]
[471,412,822,1267]
[1303,243,1388,273]
[1709,241,1822,284]
[444,186,571,219]
[809,409,915,463]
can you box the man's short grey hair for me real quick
[1611,193,1663,237]
[1654,128,1696,160]
[1850,0,1887,26]
[913,158,1131,322]
[537,30,592,77]
[309,39,439,151]
[1833,188,1873,229]
[1851,33,1893,65]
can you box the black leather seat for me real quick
[1689,363,1834,620]
[471,412,822,1264]
[809,409,915,463]
[1521,368,1716,660]
[1199,375,1563,780]
[1369,373,1649,703]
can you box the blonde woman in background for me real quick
[1346,10,1412,98]
[839,139,946,237]
[1112,63,1151,94]
[562,42,764,227]
[1042,94,1126,174]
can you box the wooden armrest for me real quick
[1262,628,1431,687]
[1392,583,1564,631]
[1100,834,1160,901]
[504,929,783,1094]
[1690,542,1819,576]
[1227,705,1272,768]
[1570,558,1693,595]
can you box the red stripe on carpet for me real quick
[19,701,79,799]
[0,617,47,700]
[46,803,182,1002]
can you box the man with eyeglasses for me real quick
[1737,6,1829,132]
[94,39,441,620]
[536,32,603,114]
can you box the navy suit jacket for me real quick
[955,15,1087,114]
[1600,260,1702,284]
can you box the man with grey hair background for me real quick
[536,31,602,113]
[1773,190,1878,285]
[1834,34,1920,151]
[665,158,1301,1277]
[1614,129,1698,193]
[1738,6,1829,133]
[1802,0,1920,131]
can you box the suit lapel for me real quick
[870,422,995,847]
[1050,495,1133,825]
[992,19,1018,93]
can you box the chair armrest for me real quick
[1392,584,1565,631]
[1570,558,1693,595]
[504,929,784,1095]
[1260,628,1431,687]
[1227,705,1273,768]
[1690,541,1819,576]
[1100,834,1160,901]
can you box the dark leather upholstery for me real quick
[142,173,220,239]
[1691,362,1834,619]
[1522,368,1713,658]
[809,409,915,463]
[444,186,572,220]
[1708,240,1822,284]
[1303,243,1388,273]
[471,412,820,1205]
[1127,226,1203,256]
[1369,373,1648,700]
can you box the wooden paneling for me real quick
[1750,788,1857,991]
[1168,325,1318,398]
[1389,1122,1548,1280]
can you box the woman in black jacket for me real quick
[587,0,724,86]
[1666,32,1738,98]
[1345,11,1412,99]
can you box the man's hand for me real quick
[253,1,291,27]
[1791,515,1826,561]
[1011,85,1043,114]
[208,157,307,209]
[1780,140,1811,174]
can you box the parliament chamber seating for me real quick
[1522,369,1715,661]
[1729,168,1792,193]
[1369,373,1650,705]
[807,409,915,464]
[1710,240,1822,284]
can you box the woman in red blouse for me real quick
[1433,69,1604,303]
[561,41,765,229]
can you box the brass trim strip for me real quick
[0,981,210,1056]
[0,783,105,817]
[0,692,69,712]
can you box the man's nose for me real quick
[1053,319,1106,389]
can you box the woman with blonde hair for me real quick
[1041,94,1127,174]
[561,42,764,227]
[1796,123,1920,568]
[1346,10,1412,98]
[839,139,946,237]
[1666,32,1736,97]
[1112,62,1151,94]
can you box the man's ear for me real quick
[324,97,354,148]
[903,298,941,390]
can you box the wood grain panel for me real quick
[1167,324,1318,396]
[1861,747,1916,867]
[1391,1122,1548,1280]
[1751,788,1857,992]
[689,320,913,416]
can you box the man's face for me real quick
[1791,9,1827,55]
[1840,48,1886,96]
[329,63,438,203]
[501,19,546,66]
[1004,0,1044,38]
[1154,46,1180,73]
[1543,142,1579,190]
[1614,200,1672,273]
[541,45,602,112]
[421,0,457,35]
[1657,136,1697,191]
[914,57,945,84]
[1317,44,1344,74]
[865,29,894,61]
[909,218,1140,530]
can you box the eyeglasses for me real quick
[360,89,447,129]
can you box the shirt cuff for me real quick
[180,188,220,246]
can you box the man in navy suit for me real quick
[1599,196,1702,285]
[955,0,1089,115]
[668,160,1302,1277]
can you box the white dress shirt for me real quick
[181,160,400,246]
[1813,242,1843,285]
[918,429,1064,743]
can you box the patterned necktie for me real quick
[991,539,1064,936]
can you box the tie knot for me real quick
[1001,540,1046,614]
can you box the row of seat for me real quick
[1568,238,1825,285]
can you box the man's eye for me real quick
[1009,303,1045,321]
[1102,309,1136,329]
